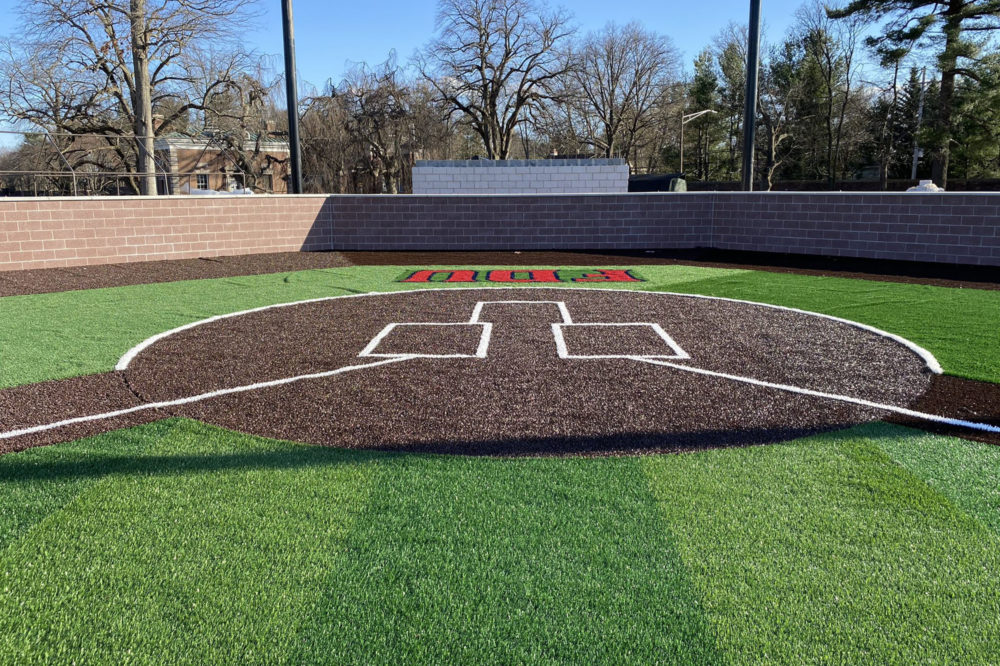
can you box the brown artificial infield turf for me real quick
[6,287,996,458]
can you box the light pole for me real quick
[281,0,303,194]
[680,109,718,176]
[741,0,762,191]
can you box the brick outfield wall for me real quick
[0,197,333,271]
[1,192,998,272]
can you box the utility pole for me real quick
[741,0,762,191]
[910,66,927,181]
[281,0,304,194]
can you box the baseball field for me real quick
[1,254,998,664]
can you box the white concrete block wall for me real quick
[412,159,629,194]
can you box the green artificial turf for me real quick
[643,422,1000,663]
[0,420,378,663]
[873,425,1000,535]
[2,263,999,389]
[291,452,720,664]
[0,419,998,664]
[668,271,1000,383]
[0,264,737,389]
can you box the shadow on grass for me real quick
[0,444,383,486]
[0,418,880,484]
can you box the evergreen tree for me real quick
[713,26,748,180]
[950,52,1000,178]
[687,50,724,180]
[827,0,1000,187]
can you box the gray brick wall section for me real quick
[412,159,630,194]
[324,192,1000,266]
[709,193,1000,266]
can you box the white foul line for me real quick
[0,357,412,441]
[631,357,1000,434]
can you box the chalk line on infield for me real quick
[631,357,1000,434]
[469,300,574,324]
[553,322,690,360]
[359,322,493,359]
[0,357,412,441]
[361,300,684,360]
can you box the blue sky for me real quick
[0,0,807,145]
[247,0,802,90]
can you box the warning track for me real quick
[5,287,998,456]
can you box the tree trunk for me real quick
[384,170,398,194]
[130,0,157,195]
[932,1,963,189]
[879,61,901,192]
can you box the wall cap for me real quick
[414,158,628,167]
[2,191,1000,203]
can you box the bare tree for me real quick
[299,89,356,193]
[570,22,680,160]
[758,42,806,189]
[0,0,260,194]
[530,78,590,156]
[299,67,455,194]
[796,0,866,186]
[195,62,287,194]
[417,0,575,159]
[338,56,413,193]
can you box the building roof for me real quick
[154,131,290,153]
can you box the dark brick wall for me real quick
[709,193,1000,266]
[328,195,712,250]
[329,193,1000,267]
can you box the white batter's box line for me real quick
[552,323,691,360]
[358,322,493,359]
[468,300,574,324]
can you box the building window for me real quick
[196,174,208,190]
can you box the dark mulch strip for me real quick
[0,289,993,457]
[646,248,1000,291]
[341,249,1000,291]
[0,252,354,297]
[0,372,160,454]
[889,374,1000,446]
[2,248,998,297]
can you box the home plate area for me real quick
[113,287,937,456]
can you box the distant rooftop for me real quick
[155,131,290,152]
